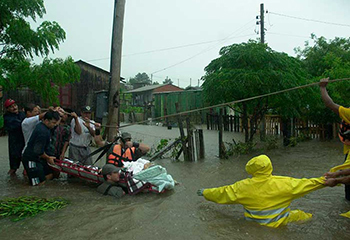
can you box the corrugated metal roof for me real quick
[75,59,125,81]
[75,60,110,75]
[126,84,166,93]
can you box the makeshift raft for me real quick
[49,158,103,183]
[49,158,175,194]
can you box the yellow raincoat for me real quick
[202,155,325,228]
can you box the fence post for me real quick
[333,123,337,139]
[193,129,200,161]
[260,114,266,141]
[186,117,194,161]
[234,115,238,132]
[219,109,226,159]
[223,114,227,131]
[199,129,205,159]
[206,113,209,130]
[176,103,189,161]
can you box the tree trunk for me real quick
[242,103,249,142]
[282,117,291,146]
[249,117,255,142]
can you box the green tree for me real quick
[129,72,151,85]
[202,40,311,142]
[163,76,173,85]
[0,0,80,104]
[295,35,350,124]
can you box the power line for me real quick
[269,12,350,28]
[268,32,312,39]
[123,35,255,57]
[86,33,256,63]
[123,41,217,57]
[87,57,110,62]
[150,20,257,75]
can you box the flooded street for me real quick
[1,124,350,240]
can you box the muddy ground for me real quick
[0,124,349,240]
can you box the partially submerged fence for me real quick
[206,113,336,140]
[206,114,241,132]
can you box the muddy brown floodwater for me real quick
[1,124,350,240]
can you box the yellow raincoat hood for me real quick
[202,154,325,228]
[245,155,273,177]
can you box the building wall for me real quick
[3,61,114,118]
[132,91,152,106]
[131,85,183,106]
[59,61,110,112]
[4,88,43,109]
[153,90,205,122]
[73,61,110,112]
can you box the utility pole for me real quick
[259,3,266,141]
[107,0,126,141]
[260,3,265,44]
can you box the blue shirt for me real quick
[3,111,25,157]
[23,122,51,162]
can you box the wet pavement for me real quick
[1,124,350,240]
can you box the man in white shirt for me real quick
[22,104,45,153]
[69,106,100,165]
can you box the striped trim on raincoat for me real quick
[244,206,290,225]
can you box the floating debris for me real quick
[0,196,69,221]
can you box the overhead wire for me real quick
[122,34,256,57]
[90,11,346,90]
[86,33,256,63]
[86,20,258,85]
[86,40,219,62]
[268,32,312,39]
[269,12,350,28]
[150,19,257,75]
[266,10,273,30]
[85,10,349,84]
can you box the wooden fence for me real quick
[206,113,336,140]
[206,114,241,132]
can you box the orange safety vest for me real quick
[107,144,136,167]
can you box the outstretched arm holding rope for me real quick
[94,124,107,147]
[320,77,350,201]
[319,78,340,115]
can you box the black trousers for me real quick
[345,154,350,201]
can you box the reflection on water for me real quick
[1,127,350,239]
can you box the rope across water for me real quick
[109,78,349,129]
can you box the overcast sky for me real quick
[36,0,350,88]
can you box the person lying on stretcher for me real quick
[97,163,175,198]
[94,131,176,193]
